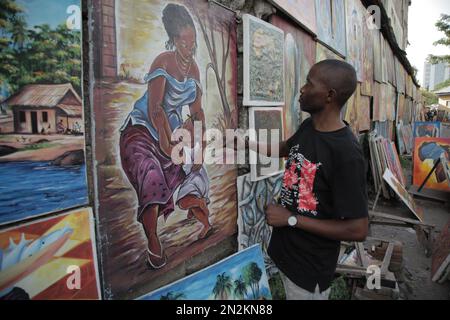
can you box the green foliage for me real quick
[233,276,248,300]
[428,14,450,64]
[0,0,82,96]
[329,276,352,300]
[212,272,233,300]
[242,262,262,300]
[159,291,186,300]
[434,79,450,92]
[268,273,286,300]
[421,89,438,106]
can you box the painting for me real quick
[413,138,450,192]
[401,124,413,154]
[361,11,374,96]
[358,95,371,132]
[373,30,383,83]
[316,42,343,62]
[344,83,361,135]
[237,173,284,277]
[315,0,346,57]
[243,14,284,106]
[386,84,396,121]
[395,58,405,94]
[0,0,88,226]
[414,122,441,138]
[0,208,101,300]
[249,107,285,182]
[383,169,424,222]
[441,123,450,138]
[345,0,365,81]
[138,244,272,300]
[270,0,317,35]
[92,0,239,299]
[271,15,316,137]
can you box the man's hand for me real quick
[265,204,292,227]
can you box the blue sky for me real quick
[16,0,80,29]
[139,245,271,300]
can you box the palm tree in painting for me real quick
[243,262,262,300]
[212,272,233,300]
[233,276,248,300]
[159,291,186,300]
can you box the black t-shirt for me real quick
[267,118,368,293]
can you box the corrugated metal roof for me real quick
[57,104,82,117]
[434,86,450,95]
[4,83,81,107]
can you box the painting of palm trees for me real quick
[138,245,272,300]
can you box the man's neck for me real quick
[311,106,345,133]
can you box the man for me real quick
[248,60,368,300]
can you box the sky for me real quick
[406,0,450,85]
[16,0,79,29]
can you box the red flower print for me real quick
[297,159,320,212]
[283,162,299,190]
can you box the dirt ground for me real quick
[368,158,450,300]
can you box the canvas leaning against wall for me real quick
[413,137,450,192]
[0,208,101,300]
[243,14,285,106]
[0,0,88,226]
[237,173,284,277]
[413,122,441,138]
[138,244,272,300]
[91,0,239,299]
[383,169,424,222]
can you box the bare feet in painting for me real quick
[197,224,213,240]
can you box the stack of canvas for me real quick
[369,132,406,199]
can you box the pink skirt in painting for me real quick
[119,123,186,221]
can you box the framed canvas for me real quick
[243,14,285,106]
[249,107,285,182]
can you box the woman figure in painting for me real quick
[120,4,211,270]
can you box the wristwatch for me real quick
[288,215,298,227]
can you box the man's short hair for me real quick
[314,60,358,107]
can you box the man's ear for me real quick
[327,89,337,102]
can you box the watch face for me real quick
[288,216,297,227]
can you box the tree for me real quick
[428,14,450,64]
[212,272,233,300]
[242,262,262,300]
[186,0,237,129]
[233,276,248,300]
[434,79,450,92]
[421,89,438,106]
[159,291,186,300]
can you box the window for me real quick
[42,111,48,122]
[19,111,26,123]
